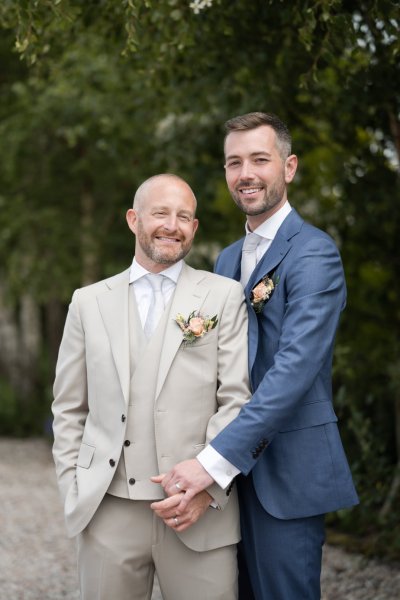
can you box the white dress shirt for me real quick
[197,202,292,489]
[129,258,183,327]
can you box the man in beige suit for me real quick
[52,174,250,600]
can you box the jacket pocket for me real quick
[77,442,95,469]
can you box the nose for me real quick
[163,214,178,231]
[239,160,254,180]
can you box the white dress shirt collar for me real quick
[129,258,183,284]
[245,201,292,241]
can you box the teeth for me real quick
[240,187,262,194]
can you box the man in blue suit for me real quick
[156,112,359,599]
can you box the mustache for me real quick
[237,181,265,188]
[154,229,183,241]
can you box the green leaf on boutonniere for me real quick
[174,311,218,343]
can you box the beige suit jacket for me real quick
[52,263,250,549]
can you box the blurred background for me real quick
[0,0,399,562]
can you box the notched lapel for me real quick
[246,234,290,372]
[246,208,303,294]
[246,233,290,293]
[155,265,210,399]
[97,273,130,406]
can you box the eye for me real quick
[226,160,241,168]
[254,158,269,164]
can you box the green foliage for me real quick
[0,0,399,558]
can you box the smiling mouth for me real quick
[155,236,181,243]
[238,186,264,196]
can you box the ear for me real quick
[126,208,137,234]
[284,154,298,183]
[192,218,199,236]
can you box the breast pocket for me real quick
[181,329,217,349]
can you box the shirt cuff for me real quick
[197,445,241,490]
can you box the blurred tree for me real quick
[0,0,399,555]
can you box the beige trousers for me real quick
[77,493,238,600]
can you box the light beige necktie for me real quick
[240,232,262,287]
[144,273,165,337]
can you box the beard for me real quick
[230,174,286,216]
[135,219,192,265]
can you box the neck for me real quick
[247,197,288,231]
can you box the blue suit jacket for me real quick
[213,209,358,519]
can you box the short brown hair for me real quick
[224,112,292,159]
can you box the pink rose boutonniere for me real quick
[175,311,218,344]
[250,274,279,314]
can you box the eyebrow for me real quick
[225,151,273,160]
[151,206,194,217]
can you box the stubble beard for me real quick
[231,177,286,217]
[136,220,191,266]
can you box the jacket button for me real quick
[109,459,116,467]
[121,414,126,422]
[128,478,136,485]
[124,440,131,447]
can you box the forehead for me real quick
[224,125,278,158]
[141,179,196,213]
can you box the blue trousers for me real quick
[237,475,325,600]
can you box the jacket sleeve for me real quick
[204,279,251,506]
[51,289,88,502]
[211,234,346,475]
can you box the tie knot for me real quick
[146,273,164,293]
[242,232,262,252]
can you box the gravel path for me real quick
[0,438,399,599]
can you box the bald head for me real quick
[133,174,197,214]
[126,173,199,273]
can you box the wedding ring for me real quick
[174,516,179,526]
[175,482,181,490]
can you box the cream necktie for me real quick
[143,273,165,337]
[240,232,262,287]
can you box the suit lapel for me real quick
[245,234,290,293]
[155,264,209,399]
[245,208,303,293]
[97,269,131,406]
[246,209,303,370]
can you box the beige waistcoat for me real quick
[107,285,172,500]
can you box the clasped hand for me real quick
[150,458,214,531]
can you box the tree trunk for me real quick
[0,283,41,402]
[380,379,400,519]
[81,186,99,286]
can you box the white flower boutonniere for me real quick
[175,311,218,344]
[250,274,279,313]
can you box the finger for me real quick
[164,515,192,532]
[159,471,174,491]
[175,489,197,511]
[165,515,186,530]
[150,494,183,511]
[164,480,186,497]
[150,474,165,483]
